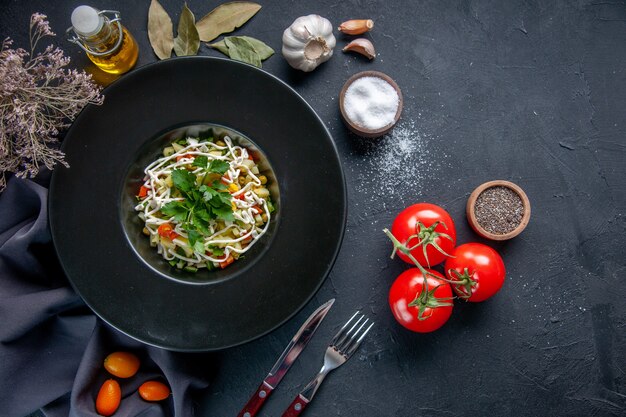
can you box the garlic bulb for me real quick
[282,14,336,72]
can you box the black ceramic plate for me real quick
[49,57,346,351]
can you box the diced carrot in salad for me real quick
[138,185,149,198]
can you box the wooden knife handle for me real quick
[236,381,274,417]
[280,394,310,417]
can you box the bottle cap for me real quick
[71,5,103,37]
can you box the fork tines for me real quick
[331,311,374,358]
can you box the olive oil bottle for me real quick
[67,6,138,74]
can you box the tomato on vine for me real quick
[389,203,456,267]
[388,268,454,333]
[444,243,506,302]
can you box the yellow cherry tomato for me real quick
[103,351,140,378]
[96,379,121,416]
[138,380,171,401]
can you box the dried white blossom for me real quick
[0,13,104,191]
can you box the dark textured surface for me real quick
[3,0,625,416]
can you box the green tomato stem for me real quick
[383,228,456,318]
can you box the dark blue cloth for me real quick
[0,178,213,417]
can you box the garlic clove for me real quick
[342,38,376,60]
[338,19,374,35]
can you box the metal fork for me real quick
[280,312,374,416]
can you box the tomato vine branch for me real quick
[404,220,455,267]
[383,228,454,320]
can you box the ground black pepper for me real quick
[474,186,524,234]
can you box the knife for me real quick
[236,298,335,417]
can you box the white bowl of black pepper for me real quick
[466,180,531,241]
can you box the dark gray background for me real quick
[4,0,625,416]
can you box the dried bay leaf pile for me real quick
[148,0,274,67]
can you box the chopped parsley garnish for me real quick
[160,164,234,247]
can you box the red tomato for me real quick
[219,254,234,269]
[390,203,456,267]
[138,185,149,198]
[388,268,453,333]
[444,243,505,302]
[176,153,194,162]
[157,223,178,240]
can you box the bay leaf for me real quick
[148,0,174,60]
[196,2,262,42]
[210,36,274,62]
[237,36,274,60]
[209,39,229,56]
[174,3,200,56]
[224,36,261,67]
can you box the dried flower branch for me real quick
[0,13,104,191]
